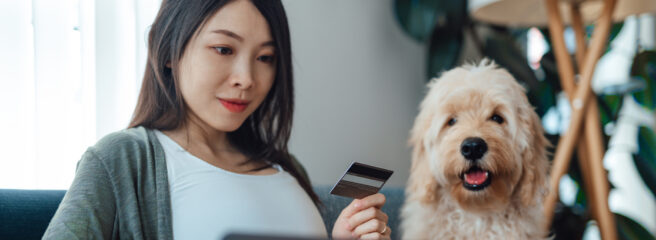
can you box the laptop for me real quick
[222,232,328,240]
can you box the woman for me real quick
[43,0,391,239]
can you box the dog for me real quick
[401,60,550,239]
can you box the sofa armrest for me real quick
[0,189,66,240]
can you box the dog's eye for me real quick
[490,114,504,124]
[447,118,457,126]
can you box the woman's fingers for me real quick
[353,219,391,239]
[333,193,389,239]
[360,193,386,209]
[340,193,387,219]
[359,232,391,240]
[347,207,388,230]
[359,232,383,240]
[352,218,389,237]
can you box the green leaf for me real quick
[616,213,656,240]
[573,183,588,210]
[631,50,656,110]
[633,126,656,198]
[598,94,623,127]
[426,28,462,78]
[393,0,466,42]
[608,22,624,43]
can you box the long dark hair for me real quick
[129,0,319,205]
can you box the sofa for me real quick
[0,186,404,240]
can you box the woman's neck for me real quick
[163,114,239,162]
[160,113,274,175]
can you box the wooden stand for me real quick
[542,0,618,239]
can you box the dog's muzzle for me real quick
[460,137,491,191]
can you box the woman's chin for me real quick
[223,125,242,133]
[209,119,247,133]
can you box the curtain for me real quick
[0,0,160,190]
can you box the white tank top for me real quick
[154,131,328,240]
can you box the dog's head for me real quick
[407,60,549,213]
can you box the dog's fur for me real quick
[401,60,550,239]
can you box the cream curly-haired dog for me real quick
[401,60,550,239]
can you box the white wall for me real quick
[283,0,426,188]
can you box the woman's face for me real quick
[177,0,276,132]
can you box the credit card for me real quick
[329,162,394,199]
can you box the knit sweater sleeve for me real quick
[42,149,117,239]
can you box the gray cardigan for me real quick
[42,127,312,240]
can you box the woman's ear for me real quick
[166,62,172,68]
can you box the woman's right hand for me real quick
[331,193,391,239]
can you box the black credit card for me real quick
[329,162,394,199]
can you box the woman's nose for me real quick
[229,60,254,89]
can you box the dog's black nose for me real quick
[460,137,487,161]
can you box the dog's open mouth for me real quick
[461,166,492,191]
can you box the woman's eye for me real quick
[447,118,457,126]
[490,114,504,124]
[257,55,275,63]
[214,47,233,55]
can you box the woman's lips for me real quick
[218,98,250,113]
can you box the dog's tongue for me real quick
[464,169,488,185]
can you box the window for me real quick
[0,0,160,189]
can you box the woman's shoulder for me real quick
[85,126,157,166]
[94,126,150,148]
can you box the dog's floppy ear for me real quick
[407,138,441,204]
[515,104,550,207]
[407,107,441,204]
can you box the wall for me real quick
[283,0,427,188]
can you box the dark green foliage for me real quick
[634,127,656,198]
[631,51,656,110]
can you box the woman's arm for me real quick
[42,150,117,239]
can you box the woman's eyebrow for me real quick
[261,41,275,47]
[211,29,243,42]
[211,29,275,47]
